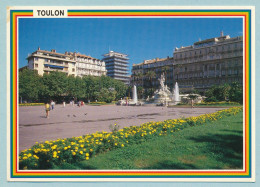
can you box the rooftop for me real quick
[175,33,242,52]
[103,51,129,58]
[133,56,174,66]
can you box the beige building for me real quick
[131,33,243,93]
[173,33,243,91]
[27,48,106,77]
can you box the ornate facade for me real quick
[131,33,243,93]
[173,34,243,91]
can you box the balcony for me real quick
[44,61,69,67]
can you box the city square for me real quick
[19,104,227,151]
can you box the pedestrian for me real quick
[51,100,55,110]
[191,99,194,108]
[45,102,50,118]
[63,101,66,107]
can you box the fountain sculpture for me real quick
[117,73,203,106]
[153,73,173,104]
[132,85,138,104]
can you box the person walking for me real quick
[51,100,55,110]
[45,102,50,118]
[191,99,194,109]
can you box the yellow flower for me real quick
[86,157,89,160]
[80,151,83,155]
[72,152,76,156]
[85,153,89,157]
[121,144,124,147]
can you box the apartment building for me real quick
[26,48,106,77]
[173,33,243,91]
[131,33,243,93]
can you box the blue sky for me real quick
[19,18,242,73]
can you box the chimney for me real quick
[65,51,68,55]
[51,49,56,53]
[37,46,40,50]
[221,31,224,37]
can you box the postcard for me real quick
[6,6,255,182]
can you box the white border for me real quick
[7,6,255,182]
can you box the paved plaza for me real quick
[19,105,227,151]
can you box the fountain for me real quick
[173,82,180,103]
[116,73,203,106]
[152,73,172,105]
[132,85,138,104]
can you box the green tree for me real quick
[188,94,198,100]
[220,84,231,101]
[67,76,86,101]
[19,69,42,102]
[137,86,144,99]
[41,71,68,102]
[136,72,144,87]
[145,70,156,96]
[113,79,127,100]
[95,88,117,103]
[83,75,100,101]
[229,82,243,104]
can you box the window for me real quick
[34,57,38,61]
[45,59,48,62]
[72,68,75,72]
[35,63,38,68]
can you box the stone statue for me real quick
[159,73,165,91]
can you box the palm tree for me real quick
[145,71,156,94]
[136,72,144,87]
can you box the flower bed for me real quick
[196,101,240,106]
[19,103,44,106]
[19,107,243,170]
[88,102,107,105]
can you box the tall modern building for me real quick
[26,48,106,77]
[102,51,130,84]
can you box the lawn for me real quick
[55,111,243,170]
